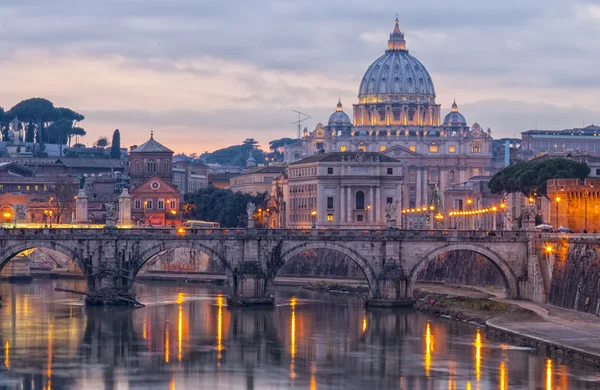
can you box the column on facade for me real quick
[415,167,422,206]
[422,168,429,207]
[340,186,345,225]
[369,186,374,223]
[416,104,421,125]
[370,105,377,126]
[385,105,392,126]
[346,186,352,224]
[438,165,446,216]
[375,186,381,224]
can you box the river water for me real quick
[0,280,598,389]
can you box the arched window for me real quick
[408,110,415,121]
[164,160,169,172]
[148,159,156,173]
[134,160,139,172]
[449,170,455,183]
[355,191,365,210]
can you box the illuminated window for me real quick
[327,214,334,221]
[429,145,439,153]
[358,145,366,152]
[379,145,386,152]
[34,185,39,191]
[472,143,481,153]
[340,145,347,152]
[25,186,30,191]
[409,145,416,152]
[449,145,456,153]
[17,186,21,191]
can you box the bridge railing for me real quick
[0,227,532,239]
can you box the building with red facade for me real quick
[129,132,180,226]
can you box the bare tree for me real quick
[49,175,78,224]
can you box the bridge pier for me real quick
[366,265,415,308]
[227,262,274,307]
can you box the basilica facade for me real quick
[285,18,495,212]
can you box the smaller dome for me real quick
[443,99,467,127]
[328,99,351,127]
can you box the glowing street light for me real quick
[311,209,317,228]
[554,195,561,230]
[170,209,177,227]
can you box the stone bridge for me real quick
[0,228,549,306]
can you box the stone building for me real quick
[285,151,403,229]
[172,161,209,198]
[546,178,600,233]
[128,132,174,189]
[230,166,286,195]
[284,18,495,211]
[521,125,600,158]
[129,133,180,226]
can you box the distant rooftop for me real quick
[131,132,173,154]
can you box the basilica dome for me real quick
[443,100,467,127]
[358,18,436,102]
[328,100,351,127]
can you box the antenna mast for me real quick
[292,110,311,139]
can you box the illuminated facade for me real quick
[285,152,403,228]
[285,18,495,210]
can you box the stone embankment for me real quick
[415,283,600,367]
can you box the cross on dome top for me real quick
[387,16,407,52]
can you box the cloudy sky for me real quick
[1,0,600,153]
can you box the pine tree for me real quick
[110,129,121,158]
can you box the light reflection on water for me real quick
[0,280,599,389]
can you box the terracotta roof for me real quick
[290,152,399,165]
[56,158,125,168]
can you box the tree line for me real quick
[194,137,299,167]
[0,98,87,147]
[183,187,269,228]
[488,158,590,197]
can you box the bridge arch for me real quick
[407,243,519,299]
[133,241,234,286]
[274,241,378,298]
[0,241,83,273]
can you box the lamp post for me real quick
[466,198,473,230]
[49,210,53,228]
[366,204,371,226]
[554,195,561,230]
[170,209,176,227]
[311,209,317,228]
[584,184,593,232]
[143,201,148,227]
[44,209,48,228]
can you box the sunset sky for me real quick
[2,1,600,154]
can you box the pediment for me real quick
[382,144,421,157]
[131,175,180,195]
